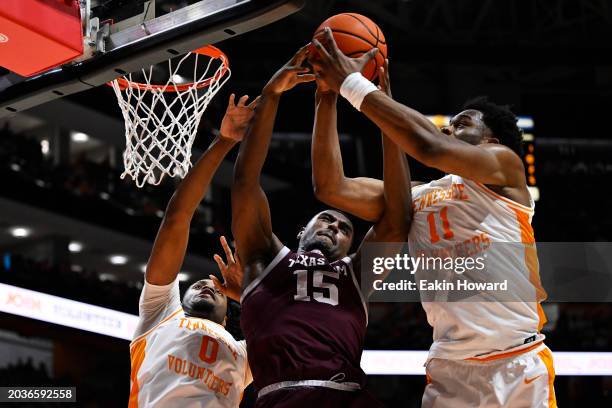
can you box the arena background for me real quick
[0,0,611,406]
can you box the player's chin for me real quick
[187,296,217,311]
[306,237,335,255]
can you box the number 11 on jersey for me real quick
[427,206,454,243]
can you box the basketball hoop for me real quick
[110,45,230,187]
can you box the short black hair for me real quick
[462,96,524,156]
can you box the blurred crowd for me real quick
[0,124,226,259]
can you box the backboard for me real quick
[0,0,305,118]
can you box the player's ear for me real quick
[297,227,305,239]
[485,136,500,145]
[222,316,227,327]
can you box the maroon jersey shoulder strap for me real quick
[338,255,369,325]
[240,246,291,303]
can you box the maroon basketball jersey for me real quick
[240,247,368,391]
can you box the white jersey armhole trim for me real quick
[345,255,369,326]
[471,180,534,214]
[130,307,183,345]
[241,246,290,304]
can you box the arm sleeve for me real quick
[238,340,253,387]
[133,278,182,339]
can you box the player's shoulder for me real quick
[332,255,353,267]
[480,143,525,169]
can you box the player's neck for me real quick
[297,247,344,262]
[184,310,219,323]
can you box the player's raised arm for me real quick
[232,46,315,275]
[311,85,386,222]
[310,27,526,189]
[145,94,257,286]
[352,63,413,298]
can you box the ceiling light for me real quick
[68,241,83,253]
[178,272,190,281]
[9,227,31,238]
[172,74,186,83]
[40,139,50,155]
[140,264,147,273]
[109,255,128,265]
[71,131,90,143]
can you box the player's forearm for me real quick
[360,91,447,167]
[379,134,412,239]
[233,92,280,188]
[311,92,345,197]
[165,136,235,221]
[231,92,280,266]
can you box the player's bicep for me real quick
[428,142,522,186]
[135,279,181,337]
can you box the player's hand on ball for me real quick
[378,59,391,97]
[220,94,260,142]
[211,236,243,302]
[262,44,316,96]
[310,27,379,92]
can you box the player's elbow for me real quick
[160,212,191,231]
[414,138,448,169]
[378,210,411,242]
[312,181,335,204]
[231,173,259,196]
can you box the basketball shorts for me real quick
[422,343,556,408]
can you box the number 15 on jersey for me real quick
[293,269,339,306]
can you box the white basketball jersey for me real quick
[408,174,547,361]
[128,308,250,408]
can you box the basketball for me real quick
[313,13,387,81]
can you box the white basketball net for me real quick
[110,50,230,187]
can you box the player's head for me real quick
[441,96,523,156]
[298,210,354,261]
[181,278,227,325]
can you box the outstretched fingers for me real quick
[312,38,332,62]
[237,95,250,107]
[247,95,261,109]
[297,73,316,83]
[291,43,311,67]
[213,253,227,272]
[219,236,235,264]
[377,58,391,95]
[358,47,379,68]
[322,27,341,56]
[209,274,226,293]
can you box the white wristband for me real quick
[339,72,378,111]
